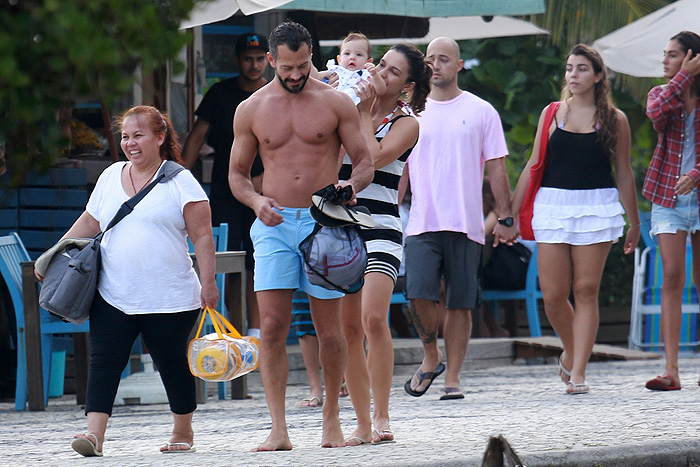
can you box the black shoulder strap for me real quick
[101,161,185,235]
[374,114,412,136]
[389,114,411,124]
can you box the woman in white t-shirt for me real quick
[62,106,218,457]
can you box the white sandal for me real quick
[565,381,589,395]
[558,354,571,384]
[71,433,103,457]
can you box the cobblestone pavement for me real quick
[3,356,700,466]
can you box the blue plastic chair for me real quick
[289,289,411,345]
[188,223,228,314]
[482,243,543,337]
[629,211,698,351]
[0,232,90,410]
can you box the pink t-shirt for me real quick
[405,91,508,244]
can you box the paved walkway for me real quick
[3,348,700,466]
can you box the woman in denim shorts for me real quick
[642,31,700,391]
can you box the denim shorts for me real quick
[250,208,344,299]
[651,192,700,236]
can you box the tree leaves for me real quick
[0,0,206,182]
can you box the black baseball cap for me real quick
[235,33,268,56]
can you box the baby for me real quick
[317,32,386,104]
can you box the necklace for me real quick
[128,163,160,194]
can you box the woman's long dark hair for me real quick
[389,44,432,114]
[561,44,618,157]
[670,31,700,95]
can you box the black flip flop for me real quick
[404,362,446,397]
[439,387,465,400]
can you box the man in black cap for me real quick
[182,32,269,337]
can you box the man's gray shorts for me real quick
[404,231,482,310]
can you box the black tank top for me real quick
[540,128,615,190]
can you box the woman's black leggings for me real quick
[85,293,199,415]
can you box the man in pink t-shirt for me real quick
[403,37,517,400]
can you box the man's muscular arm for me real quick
[335,93,374,203]
[229,100,283,226]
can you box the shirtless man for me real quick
[228,21,374,451]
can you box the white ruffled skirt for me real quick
[532,187,625,245]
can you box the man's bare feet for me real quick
[252,433,293,452]
[321,406,345,448]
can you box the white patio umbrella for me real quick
[181,0,294,29]
[319,15,549,47]
[592,0,700,78]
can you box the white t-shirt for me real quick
[405,92,508,244]
[86,161,208,314]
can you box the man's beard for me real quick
[276,72,309,94]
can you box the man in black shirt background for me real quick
[182,32,269,338]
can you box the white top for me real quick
[86,161,208,314]
[405,91,508,244]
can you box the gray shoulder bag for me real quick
[36,161,184,324]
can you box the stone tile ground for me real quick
[3,355,700,466]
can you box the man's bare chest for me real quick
[254,101,339,149]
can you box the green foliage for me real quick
[0,0,206,184]
[458,36,564,183]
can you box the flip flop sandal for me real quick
[300,396,323,407]
[371,429,396,445]
[439,386,465,400]
[558,354,571,384]
[345,436,371,446]
[645,375,681,391]
[71,433,103,457]
[565,382,589,395]
[161,442,196,453]
[404,362,446,397]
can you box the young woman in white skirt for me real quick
[512,44,640,395]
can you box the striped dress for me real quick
[339,115,414,283]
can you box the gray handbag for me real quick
[36,161,184,324]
